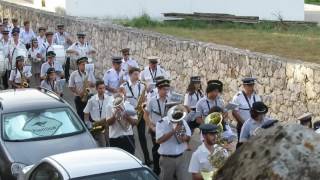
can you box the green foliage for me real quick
[305,0,320,5]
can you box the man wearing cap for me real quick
[120,67,151,165]
[195,80,225,124]
[9,56,32,88]
[156,104,191,180]
[1,30,11,89]
[297,113,313,129]
[189,124,228,180]
[69,57,94,121]
[232,77,261,146]
[40,31,56,61]
[19,20,36,50]
[66,32,96,58]
[239,101,269,143]
[37,27,46,48]
[9,27,26,69]
[140,56,169,89]
[144,79,171,175]
[120,48,139,81]
[53,24,72,49]
[40,51,64,80]
[103,56,125,95]
[84,80,113,147]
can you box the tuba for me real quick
[167,104,188,144]
[205,112,223,133]
[113,94,136,131]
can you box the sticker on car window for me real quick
[23,115,62,136]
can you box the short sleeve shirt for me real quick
[239,118,266,142]
[40,62,63,79]
[103,68,125,95]
[68,70,89,96]
[184,91,203,109]
[67,41,94,57]
[195,96,224,118]
[146,95,168,125]
[83,94,113,121]
[140,65,169,85]
[232,91,261,123]
[9,67,32,83]
[120,80,146,108]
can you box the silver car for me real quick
[0,89,97,180]
[19,148,158,180]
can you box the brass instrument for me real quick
[81,75,90,102]
[205,112,223,133]
[90,119,108,135]
[167,104,188,144]
[136,81,147,124]
[20,69,29,88]
[113,94,135,131]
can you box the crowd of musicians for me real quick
[1,18,320,180]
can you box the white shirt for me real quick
[121,80,146,108]
[37,36,46,48]
[67,41,94,57]
[195,96,225,118]
[189,143,228,173]
[146,94,169,125]
[140,65,169,85]
[53,32,70,49]
[121,57,139,81]
[40,61,63,79]
[28,47,42,63]
[69,70,91,96]
[0,38,10,58]
[9,67,32,83]
[9,40,27,69]
[40,80,59,93]
[156,117,191,155]
[40,41,55,58]
[83,94,113,121]
[19,28,36,45]
[232,91,261,123]
[106,101,137,138]
[103,68,125,95]
[240,118,267,142]
[184,91,203,109]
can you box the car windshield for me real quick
[72,168,158,180]
[2,107,84,141]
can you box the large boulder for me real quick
[215,124,320,180]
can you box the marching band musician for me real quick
[156,104,191,180]
[2,18,11,31]
[103,56,125,95]
[140,56,169,90]
[184,76,204,131]
[105,93,137,155]
[40,31,55,60]
[9,56,31,89]
[188,124,228,180]
[66,32,96,58]
[231,77,261,147]
[69,57,94,121]
[120,48,139,82]
[1,30,11,89]
[36,27,46,48]
[9,18,20,35]
[195,80,224,124]
[40,51,64,80]
[40,67,62,96]
[239,101,269,143]
[9,27,26,69]
[144,78,171,175]
[19,20,36,50]
[120,67,151,165]
[28,38,42,82]
[84,80,113,147]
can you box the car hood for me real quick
[3,132,97,165]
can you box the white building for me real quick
[64,0,304,21]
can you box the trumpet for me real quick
[167,104,188,144]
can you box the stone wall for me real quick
[1,1,319,121]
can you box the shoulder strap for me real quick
[242,91,252,109]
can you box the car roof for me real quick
[0,89,67,113]
[47,148,143,178]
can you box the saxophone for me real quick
[20,69,29,88]
[81,75,90,102]
[136,81,147,124]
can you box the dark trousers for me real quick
[137,117,151,165]
[2,70,10,89]
[150,131,160,175]
[188,120,200,134]
[74,96,87,122]
[110,135,135,155]
[64,57,70,82]
[236,123,243,149]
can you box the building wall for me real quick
[0,1,318,122]
[65,0,304,21]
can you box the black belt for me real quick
[111,135,133,139]
[239,108,250,110]
[191,108,196,111]
[161,153,183,158]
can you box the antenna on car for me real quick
[37,87,64,103]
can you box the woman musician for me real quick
[9,56,32,89]
[28,38,43,83]
[40,67,63,96]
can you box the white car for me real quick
[18,148,158,180]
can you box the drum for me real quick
[0,51,6,76]
[12,48,27,69]
[52,45,66,65]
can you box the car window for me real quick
[2,107,84,141]
[30,162,63,180]
[72,168,158,180]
